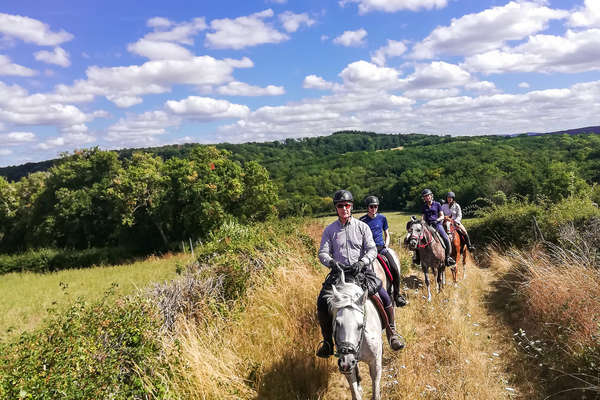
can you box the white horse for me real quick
[328,267,384,400]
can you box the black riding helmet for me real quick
[421,188,433,197]
[333,189,354,205]
[446,191,455,199]
[364,195,379,206]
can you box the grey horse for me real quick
[405,216,446,301]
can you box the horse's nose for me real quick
[338,357,357,372]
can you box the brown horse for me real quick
[405,217,445,302]
[444,217,468,284]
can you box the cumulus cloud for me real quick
[57,56,253,107]
[518,82,530,88]
[165,96,250,120]
[410,1,569,59]
[106,110,180,145]
[0,131,36,145]
[340,0,447,14]
[569,0,600,28]
[205,9,289,49]
[279,11,316,32]
[400,61,472,90]
[128,17,206,60]
[216,81,285,96]
[333,28,367,47]
[303,74,335,90]
[0,54,37,76]
[462,29,600,74]
[34,47,70,67]
[371,39,407,66]
[0,13,73,46]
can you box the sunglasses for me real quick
[336,203,352,209]
[368,205,378,209]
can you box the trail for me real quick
[320,252,535,400]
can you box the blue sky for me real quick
[1,0,599,167]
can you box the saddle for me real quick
[370,293,390,332]
[426,224,446,250]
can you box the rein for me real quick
[412,223,433,248]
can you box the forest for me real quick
[1,129,600,266]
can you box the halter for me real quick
[333,295,367,360]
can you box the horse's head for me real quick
[330,280,367,374]
[406,216,425,250]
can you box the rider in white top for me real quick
[442,191,474,251]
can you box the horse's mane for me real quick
[325,281,364,311]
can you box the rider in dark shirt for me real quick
[420,189,455,267]
[359,195,406,307]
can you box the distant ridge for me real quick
[506,125,600,137]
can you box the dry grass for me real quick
[166,221,533,400]
[486,245,600,399]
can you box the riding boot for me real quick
[384,305,405,351]
[316,309,334,358]
[465,232,475,251]
[444,239,456,266]
[385,252,407,307]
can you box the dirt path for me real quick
[320,255,535,399]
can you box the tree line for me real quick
[0,146,277,253]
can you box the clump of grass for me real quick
[489,243,600,399]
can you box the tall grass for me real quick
[487,244,600,399]
[0,252,188,342]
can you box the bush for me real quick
[0,292,173,399]
[0,247,139,275]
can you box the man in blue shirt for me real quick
[359,195,406,307]
[421,188,455,267]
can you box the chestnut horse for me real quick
[444,217,468,283]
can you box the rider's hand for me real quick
[350,260,365,274]
[329,259,344,270]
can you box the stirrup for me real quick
[389,334,405,351]
[316,340,334,358]
[394,293,408,307]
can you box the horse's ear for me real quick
[332,284,339,297]
[411,215,417,222]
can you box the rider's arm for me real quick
[384,228,390,247]
[454,203,463,223]
[361,225,377,265]
[318,229,334,268]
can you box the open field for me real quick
[0,252,190,342]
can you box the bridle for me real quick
[333,295,367,365]
[408,222,434,248]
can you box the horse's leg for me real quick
[345,370,362,400]
[462,242,468,279]
[422,265,432,302]
[368,357,382,400]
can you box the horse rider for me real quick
[359,195,407,307]
[418,188,455,267]
[316,189,405,358]
[442,191,475,251]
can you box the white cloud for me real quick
[333,28,367,47]
[410,1,569,59]
[0,54,37,76]
[303,74,335,90]
[0,149,11,156]
[340,0,447,14]
[128,39,193,60]
[34,47,70,67]
[401,62,472,90]
[518,82,530,88]
[106,110,180,145]
[58,56,253,107]
[465,80,498,93]
[128,17,206,60]
[569,0,600,28]
[216,81,285,96]
[339,60,400,92]
[0,13,73,46]
[403,88,461,100]
[462,29,600,74]
[205,9,289,49]
[279,11,316,32]
[371,39,407,66]
[0,131,36,145]
[165,96,250,120]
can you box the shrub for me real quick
[0,292,173,399]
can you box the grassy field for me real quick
[0,252,190,342]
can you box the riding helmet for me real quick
[364,195,379,206]
[446,191,455,199]
[421,188,433,197]
[333,189,354,205]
